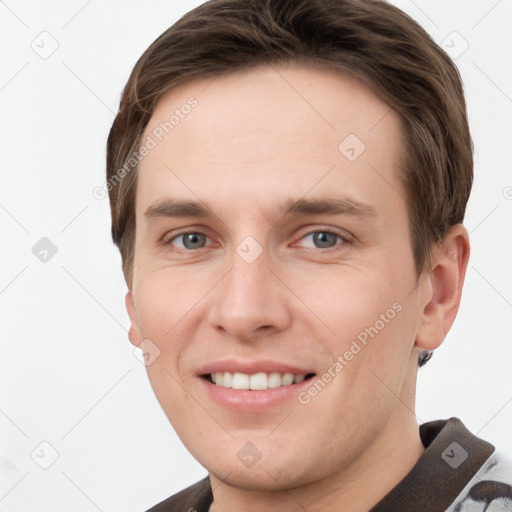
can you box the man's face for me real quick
[127,63,429,489]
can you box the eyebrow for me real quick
[144,196,378,221]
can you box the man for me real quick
[105,0,512,510]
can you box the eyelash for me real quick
[163,228,351,252]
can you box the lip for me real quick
[198,374,315,412]
[196,359,316,412]
[197,359,314,376]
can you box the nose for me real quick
[206,247,292,342]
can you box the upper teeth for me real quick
[211,371,306,390]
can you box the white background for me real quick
[1,1,511,511]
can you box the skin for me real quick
[125,62,470,512]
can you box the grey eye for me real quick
[174,232,208,249]
[300,231,340,249]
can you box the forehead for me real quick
[136,63,406,221]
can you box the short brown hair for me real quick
[106,0,473,366]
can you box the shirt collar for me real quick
[370,417,495,512]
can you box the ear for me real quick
[125,290,143,347]
[415,224,470,352]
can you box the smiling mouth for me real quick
[202,371,316,390]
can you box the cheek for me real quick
[335,292,419,412]
[133,269,199,338]
[131,275,192,399]
[294,264,404,336]
[298,262,416,386]
[135,274,194,415]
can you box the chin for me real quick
[200,441,335,493]
[208,463,314,492]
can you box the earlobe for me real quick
[415,224,470,352]
[125,290,142,347]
